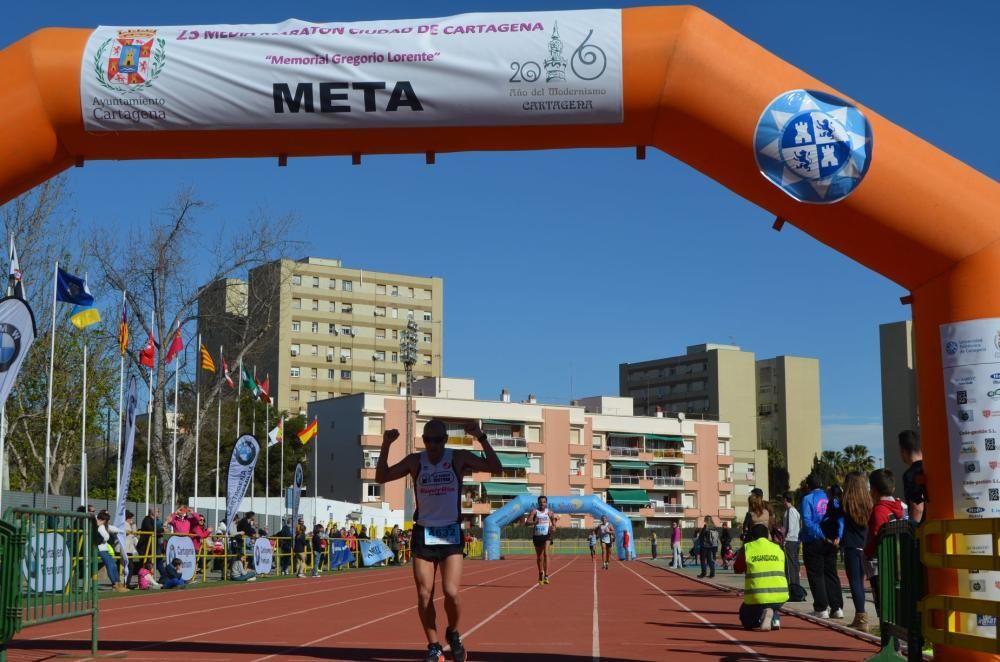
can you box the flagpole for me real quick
[236,357,242,436]
[0,406,6,514]
[215,346,223,529]
[144,306,155,511]
[81,344,88,505]
[171,325,179,511]
[313,416,318,528]
[115,290,125,505]
[265,396,269,531]
[250,365,255,513]
[280,416,284,515]
[194,333,201,510]
[43,262,58,506]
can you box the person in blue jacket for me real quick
[799,473,844,619]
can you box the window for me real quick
[569,457,584,475]
[570,428,582,445]
[424,355,432,365]
[423,311,432,321]
[391,373,398,385]
[376,284,386,295]
[292,298,302,309]
[342,280,353,292]
[570,487,585,497]
[682,492,697,509]
[391,307,398,319]
[311,322,319,333]
[391,351,398,363]
[421,289,432,300]
[310,368,318,379]
[327,369,335,379]
[340,349,351,360]
[291,321,301,332]
[528,455,543,473]
[374,306,386,317]
[341,370,352,379]
[290,367,300,377]
[311,299,319,311]
[391,329,398,340]
[312,276,319,288]
[375,328,386,339]
[341,326,353,337]
[364,483,381,502]
[329,301,336,312]
[310,344,318,355]
[328,323,337,335]
[291,275,302,286]
[364,450,381,468]
[422,333,432,343]
[373,350,385,361]
[682,465,696,481]
[290,390,300,401]
[526,426,540,443]
[407,309,414,320]
[592,463,604,478]
[290,343,300,356]
[373,373,385,384]
[406,287,414,298]
[592,434,603,450]
[718,440,729,455]
[341,304,353,313]
[328,278,336,289]
[366,417,384,435]
[309,391,317,402]
[391,285,399,296]
[720,494,731,508]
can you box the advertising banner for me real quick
[0,297,36,404]
[329,539,353,569]
[113,374,139,575]
[224,434,260,533]
[21,532,70,592]
[164,535,197,581]
[290,463,304,526]
[940,318,1000,636]
[359,539,394,567]
[253,536,274,574]
[80,10,622,132]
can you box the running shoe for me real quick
[758,608,773,631]
[424,642,445,662]
[542,575,550,584]
[812,608,830,619]
[771,615,781,631]
[831,608,844,619]
[446,629,466,662]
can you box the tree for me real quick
[1,177,119,496]
[91,190,295,509]
[819,450,847,484]
[842,444,875,475]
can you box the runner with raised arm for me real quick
[376,419,502,662]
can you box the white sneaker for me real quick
[759,608,773,631]
[831,608,844,619]
[247,576,257,582]
[812,608,830,619]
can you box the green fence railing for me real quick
[0,508,98,660]
[867,519,922,662]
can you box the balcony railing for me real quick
[608,474,641,486]
[608,446,640,458]
[651,476,683,487]
[486,435,528,449]
[650,449,685,460]
[652,504,685,515]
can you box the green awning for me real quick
[482,419,525,426]
[497,452,531,469]
[607,489,650,505]
[608,460,650,470]
[645,434,683,442]
[483,482,533,497]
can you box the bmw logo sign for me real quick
[755,89,873,204]
[0,324,21,372]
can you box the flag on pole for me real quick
[68,274,100,329]
[298,418,318,444]
[139,332,155,368]
[257,374,271,404]
[199,344,216,373]
[165,324,183,364]
[267,418,283,448]
[55,268,95,306]
[8,236,24,300]
[222,354,235,389]
[241,365,259,397]
[117,298,129,356]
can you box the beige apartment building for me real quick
[307,377,736,531]
[199,257,443,413]
[620,344,821,517]
[880,320,919,484]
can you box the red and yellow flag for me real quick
[298,418,318,444]
[199,344,216,373]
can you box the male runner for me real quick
[588,530,597,560]
[597,515,616,570]
[376,419,502,662]
[526,495,557,584]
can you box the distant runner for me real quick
[526,495,557,585]
[596,515,616,570]
[588,530,597,560]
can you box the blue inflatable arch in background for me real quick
[483,495,635,561]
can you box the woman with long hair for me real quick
[841,472,873,631]
[747,492,773,530]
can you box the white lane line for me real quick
[463,558,577,640]
[251,561,544,662]
[621,562,769,662]
[592,560,600,662]
[78,564,508,659]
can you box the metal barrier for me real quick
[867,520,922,662]
[0,508,98,661]
[919,518,1000,655]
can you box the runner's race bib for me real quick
[534,524,549,536]
[424,523,462,546]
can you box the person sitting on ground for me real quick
[230,554,258,582]
[734,524,789,631]
[138,561,162,590]
[161,558,186,589]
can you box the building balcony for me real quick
[568,445,588,456]
[608,446,641,459]
[591,448,609,461]
[569,473,588,487]
[527,473,546,486]
[461,501,492,515]
[719,507,736,519]
[717,455,734,466]
[360,434,383,447]
[649,504,685,516]
[684,480,699,492]
[486,435,528,450]
[527,442,546,454]
[608,474,642,487]
[650,476,684,489]
[734,471,756,483]
[639,507,655,518]
[648,449,685,462]
[684,508,701,519]
[358,467,376,481]
[719,481,735,492]
[592,477,610,490]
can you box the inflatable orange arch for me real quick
[0,6,997,657]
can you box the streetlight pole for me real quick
[400,320,418,524]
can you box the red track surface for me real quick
[7,558,878,661]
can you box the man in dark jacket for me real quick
[139,507,160,565]
[277,519,293,575]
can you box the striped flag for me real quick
[222,354,235,389]
[199,344,216,373]
[297,418,318,444]
[117,299,129,356]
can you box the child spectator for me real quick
[138,562,162,590]
[230,554,257,582]
[864,468,904,617]
[161,558,186,589]
[311,524,325,576]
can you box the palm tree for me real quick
[820,450,847,483]
[843,444,875,475]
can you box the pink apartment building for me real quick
[308,378,736,530]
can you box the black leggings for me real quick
[843,547,867,615]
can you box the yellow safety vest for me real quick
[743,538,789,605]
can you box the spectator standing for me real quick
[161,558,186,589]
[650,531,658,560]
[277,519,293,575]
[864,469,904,618]
[747,492,774,532]
[841,472,872,632]
[94,511,128,593]
[719,522,732,569]
[389,524,402,565]
[800,473,844,619]
[742,488,768,539]
[293,523,308,577]
[782,492,802,592]
[697,515,719,579]
[734,524,788,631]
[139,507,159,568]
[123,510,140,588]
[311,524,325,576]
[168,506,193,536]
[671,520,683,568]
[190,514,212,556]
[899,430,926,524]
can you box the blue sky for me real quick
[3,2,997,464]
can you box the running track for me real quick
[7,557,876,661]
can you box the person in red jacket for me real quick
[864,469,904,617]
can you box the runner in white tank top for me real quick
[596,515,616,570]
[527,496,558,585]
[375,419,502,662]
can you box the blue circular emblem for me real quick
[755,89,873,204]
[946,341,959,355]
[0,324,21,372]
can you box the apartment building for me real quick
[199,257,443,413]
[879,321,919,484]
[307,378,736,530]
[756,356,822,488]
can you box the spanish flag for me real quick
[298,418,318,444]
[199,344,216,373]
